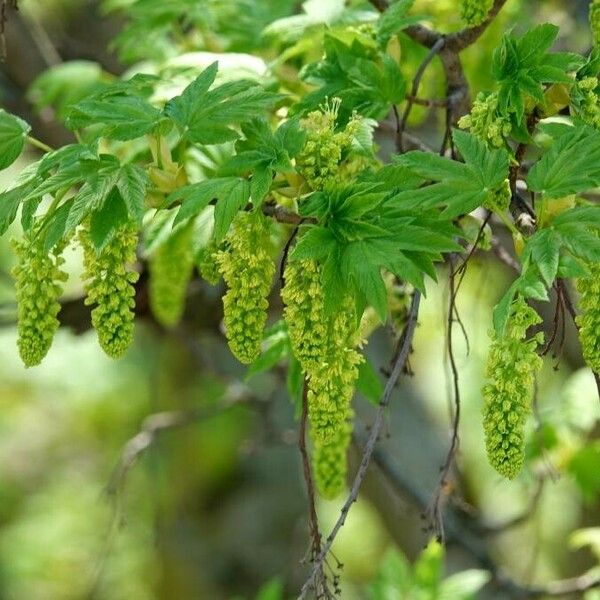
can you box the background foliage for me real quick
[0,1,599,599]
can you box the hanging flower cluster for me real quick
[216,210,275,364]
[576,262,600,374]
[482,297,543,479]
[282,258,363,498]
[79,222,139,359]
[148,220,195,328]
[13,237,68,367]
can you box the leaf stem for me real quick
[26,135,54,154]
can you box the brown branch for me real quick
[428,257,462,540]
[397,37,445,152]
[366,430,600,599]
[558,279,600,401]
[298,290,421,599]
[445,0,510,52]
[298,381,333,598]
[262,202,311,225]
[407,95,448,108]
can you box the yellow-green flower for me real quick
[482,296,543,479]
[198,237,222,286]
[576,262,600,373]
[149,220,195,327]
[313,424,351,500]
[12,237,68,367]
[217,210,275,364]
[459,0,493,26]
[296,100,360,191]
[80,222,139,359]
[282,257,363,497]
[458,92,511,148]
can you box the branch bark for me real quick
[298,291,421,599]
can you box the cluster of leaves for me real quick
[2,0,600,503]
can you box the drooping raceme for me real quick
[482,297,543,479]
[12,237,68,367]
[79,222,139,359]
[217,210,275,364]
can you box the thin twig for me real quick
[366,430,600,598]
[298,291,421,599]
[558,279,600,401]
[298,381,333,598]
[397,37,445,152]
[428,258,462,540]
[280,221,304,289]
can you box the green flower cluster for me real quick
[282,258,363,497]
[575,77,600,129]
[296,100,359,191]
[313,425,352,500]
[482,296,543,479]
[216,210,275,364]
[591,0,600,47]
[12,237,68,367]
[80,222,139,359]
[459,0,493,26]
[306,299,363,445]
[281,259,329,373]
[576,262,600,373]
[458,92,511,148]
[198,237,222,285]
[149,221,195,328]
[484,179,511,212]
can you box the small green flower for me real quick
[482,296,543,479]
[12,237,68,367]
[198,237,222,286]
[281,259,329,374]
[149,220,195,328]
[296,99,360,191]
[217,210,275,364]
[484,179,511,212]
[458,92,511,149]
[576,262,600,373]
[282,257,363,497]
[80,222,139,359]
[459,0,493,26]
[313,424,352,500]
[573,77,600,129]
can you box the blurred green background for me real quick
[0,1,599,599]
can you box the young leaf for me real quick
[527,125,600,198]
[0,110,31,170]
[298,34,407,119]
[212,179,251,240]
[165,64,280,145]
[525,229,561,286]
[67,96,162,140]
[377,0,423,46]
[392,130,509,217]
[491,24,583,122]
[88,188,130,251]
[116,164,148,223]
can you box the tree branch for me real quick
[298,290,421,599]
